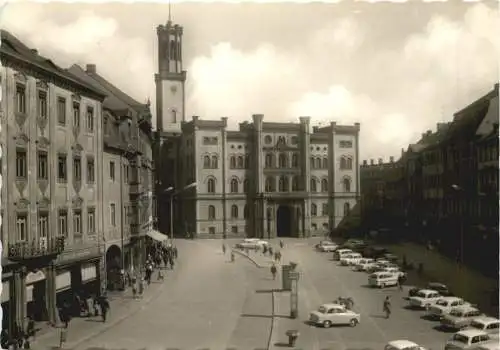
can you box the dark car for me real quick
[408,282,453,297]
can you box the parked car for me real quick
[385,340,428,350]
[383,253,399,262]
[340,253,363,266]
[316,243,338,252]
[471,342,500,350]
[381,267,407,279]
[409,282,453,298]
[441,306,484,331]
[353,258,375,271]
[408,289,442,309]
[308,303,360,328]
[235,238,269,249]
[445,329,493,350]
[368,272,399,288]
[427,297,472,319]
[333,249,353,261]
[466,317,500,339]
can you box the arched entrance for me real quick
[277,205,292,237]
[106,245,123,291]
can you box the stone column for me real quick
[46,262,58,326]
[14,267,27,332]
[299,117,311,238]
[252,114,264,238]
[328,122,337,231]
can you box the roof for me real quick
[471,316,500,324]
[455,329,488,337]
[417,289,440,294]
[387,340,419,348]
[0,30,106,100]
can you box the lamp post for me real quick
[164,182,197,240]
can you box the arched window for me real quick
[265,153,273,168]
[310,179,317,192]
[211,156,218,169]
[292,176,300,191]
[171,109,178,123]
[243,205,249,219]
[279,153,288,168]
[292,153,299,168]
[230,156,236,169]
[343,177,351,192]
[243,179,250,193]
[311,203,317,216]
[208,205,216,220]
[207,178,215,193]
[203,156,211,168]
[279,176,289,192]
[231,205,239,218]
[340,157,346,169]
[170,40,176,60]
[322,158,328,169]
[230,178,239,193]
[321,179,328,192]
[346,157,353,170]
[315,158,321,169]
[244,154,250,169]
[343,202,350,216]
[310,157,315,169]
[265,177,275,192]
[237,156,244,168]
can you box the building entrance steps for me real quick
[383,242,498,316]
[32,277,167,350]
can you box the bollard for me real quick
[285,330,299,347]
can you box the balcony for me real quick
[129,183,143,196]
[8,236,65,264]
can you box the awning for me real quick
[146,230,169,242]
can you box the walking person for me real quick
[100,296,110,323]
[397,274,405,291]
[231,252,235,262]
[93,295,100,315]
[279,240,284,249]
[138,276,145,298]
[270,264,277,280]
[222,243,226,255]
[383,296,391,319]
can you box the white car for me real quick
[445,329,494,350]
[353,258,375,271]
[467,317,500,339]
[381,267,407,278]
[427,297,472,319]
[385,340,428,350]
[356,261,378,272]
[340,253,362,266]
[472,343,500,350]
[309,303,360,328]
[318,243,338,252]
[236,238,268,249]
[408,289,441,309]
[368,272,399,288]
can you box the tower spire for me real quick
[168,0,172,23]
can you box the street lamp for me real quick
[165,182,197,239]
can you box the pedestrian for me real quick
[231,252,235,262]
[277,251,282,263]
[100,297,110,323]
[263,245,268,255]
[222,243,226,254]
[138,277,145,298]
[157,268,164,281]
[398,274,404,291]
[173,245,178,259]
[383,296,391,319]
[270,264,277,280]
[269,247,273,257]
[280,240,284,249]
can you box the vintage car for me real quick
[235,238,269,249]
[368,272,399,288]
[309,303,360,328]
[441,306,484,331]
[409,282,453,297]
[384,340,427,350]
[340,252,363,266]
[445,329,494,350]
[427,297,472,319]
[408,289,442,309]
[466,317,500,339]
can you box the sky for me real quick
[1,1,499,160]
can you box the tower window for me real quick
[170,40,176,60]
[171,109,177,123]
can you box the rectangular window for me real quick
[38,212,49,238]
[38,91,47,120]
[86,107,94,132]
[322,203,328,216]
[87,158,95,183]
[124,165,129,183]
[58,154,67,182]
[87,208,95,234]
[16,150,27,178]
[208,227,216,235]
[16,84,26,114]
[110,204,116,226]
[16,214,27,241]
[339,140,353,148]
[231,226,238,234]
[103,117,108,135]
[110,161,115,181]
[73,209,82,236]
[58,210,68,237]
[73,157,82,181]
[37,152,48,179]
[57,97,66,125]
[73,103,80,128]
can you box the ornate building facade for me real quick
[153,18,360,239]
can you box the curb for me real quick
[267,290,277,350]
[232,248,265,268]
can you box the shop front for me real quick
[25,269,48,322]
[80,262,99,297]
[55,269,73,315]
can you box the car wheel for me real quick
[323,320,332,328]
[349,318,358,327]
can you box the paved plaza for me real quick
[33,238,496,350]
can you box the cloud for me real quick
[1,3,498,160]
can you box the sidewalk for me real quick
[34,274,168,350]
[385,242,498,316]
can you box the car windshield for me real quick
[416,291,428,298]
[436,300,449,306]
[318,306,327,313]
[451,334,469,343]
[450,310,464,317]
[470,321,485,330]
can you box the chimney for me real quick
[390,156,394,163]
[86,64,96,74]
[370,159,374,165]
[31,49,38,55]
[363,160,368,166]
[378,158,383,165]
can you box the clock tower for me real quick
[155,19,186,134]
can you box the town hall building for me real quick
[154,19,361,239]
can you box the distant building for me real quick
[153,20,361,238]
